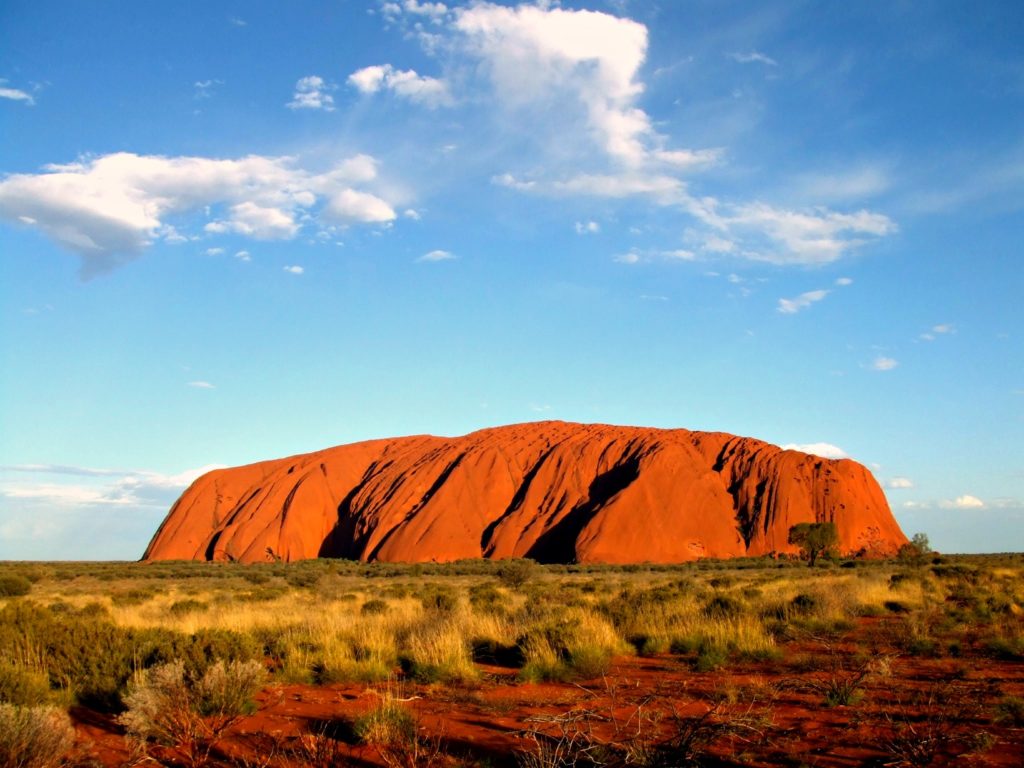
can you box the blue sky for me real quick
[1,0,1021,560]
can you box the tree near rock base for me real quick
[788,522,839,567]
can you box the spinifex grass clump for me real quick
[518,607,630,682]
[0,704,75,768]
[119,659,265,768]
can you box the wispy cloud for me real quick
[870,356,899,371]
[730,51,778,67]
[778,289,828,314]
[417,249,455,262]
[187,380,215,389]
[782,442,847,459]
[193,79,223,99]
[0,81,35,105]
[574,221,600,234]
[283,265,304,274]
[0,463,223,510]
[287,75,335,111]
[887,477,914,489]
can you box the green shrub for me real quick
[0,704,75,768]
[0,575,32,597]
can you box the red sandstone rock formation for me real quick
[144,421,907,564]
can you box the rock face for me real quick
[144,421,907,564]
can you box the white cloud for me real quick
[403,208,421,220]
[871,356,899,371]
[187,380,215,389]
[324,188,397,224]
[403,0,448,19]
[355,3,896,268]
[453,2,655,165]
[0,81,35,105]
[782,442,847,459]
[613,250,640,264]
[778,289,828,314]
[283,265,304,274]
[730,51,778,67]
[0,152,399,275]
[653,148,724,170]
[287,75,335,111]
[418,249,455,262]
[206,201,299,239]
[204,247,224,256]
[835,277,853,286]
[348,64,452,107]
[662,249,695,260]
[234,250,251,261]
[575,220,600,234]
[941,494,985,509]
[887,477,914,489]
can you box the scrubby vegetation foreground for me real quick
[1,554,1023,767]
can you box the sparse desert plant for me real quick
[0,575,32,597]
[118,659,265,768]
[0,703,75,768]
[355,681,443,768]
[497,558,537,589]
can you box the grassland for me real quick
[1,553,1022,766]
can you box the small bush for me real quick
[0,704,75,768]
[0,575,32,597]
[496,559,536,589]
[703,595,742,619]
[790,593,819,615]
[169,599,209,616]
[361,599,389,616]
[119,659,265,767]
[695,643,729,672]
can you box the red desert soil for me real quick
[68,619,1024,767]
[145,421,907,564]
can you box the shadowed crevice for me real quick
[525,456,641,564]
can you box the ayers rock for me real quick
[144,421,908,564]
